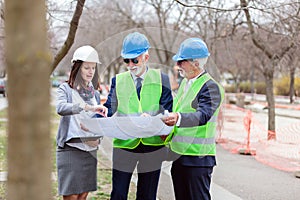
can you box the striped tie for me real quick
[136,77,142,99]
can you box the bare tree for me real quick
[216,26,264,92]
[279,47,300,103]
[76,1,131,83]
[274,2,300,103]
[50,0,86,73]
[174,0,247,81]
[110,0,189,69]
[5,0,51,199]
[240,0,296,140]
[173,0,299,140]
[140,0,187,67]
[72,0,191,84]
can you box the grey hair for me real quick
[142,50,149,59]
[193,57,208,69]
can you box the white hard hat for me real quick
[71,45,101,64]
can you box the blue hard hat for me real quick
[172,38,210,61]
[121,32,150,58]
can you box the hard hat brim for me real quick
[172,53,210,61]
[121,52,143,59]
[121,48,148,59]
[71,59,101,64]
[172,54,183,61]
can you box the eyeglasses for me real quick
[123,58,139,64]
[177,59,193,65]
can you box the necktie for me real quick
[136,77,142,99]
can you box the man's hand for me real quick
[141,113,151,117]
[162,112,178,126]
[160,135,168,141]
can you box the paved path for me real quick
[213,145,300,200]
[98,137,243,200]
[98,99,300,199]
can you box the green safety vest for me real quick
[114,69,165,149]
[169,73,224,156]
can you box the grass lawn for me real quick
[0,107,137,200]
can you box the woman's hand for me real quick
[84,139,99,147]
[85,104,108,117]
[80,123,90,131]
[93,105,108,117]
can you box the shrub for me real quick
[274,76,300,96]
[224,81,266,94]
[254,82,266,94]
[223,76,300,96]
[224,84,236,93]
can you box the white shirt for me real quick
[176,71,205,126]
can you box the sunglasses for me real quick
[177,59,193,65]
[123,58,139,64]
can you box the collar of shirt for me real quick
[188,70,206,85]
[132,67,148,85]
[184,70,206,93]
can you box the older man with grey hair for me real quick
[163,38,224,200]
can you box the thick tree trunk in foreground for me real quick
[5,0,52,199]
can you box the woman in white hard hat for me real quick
[56,45,107,200]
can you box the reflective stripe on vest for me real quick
[114,69,164,149]
[172,136,215,144]
[170,73,224,156]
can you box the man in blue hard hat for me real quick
[104,32,173,200]
[162,38,224,200]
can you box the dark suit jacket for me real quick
[173,72,222,167]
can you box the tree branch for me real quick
[174,0,297,12]
[50,0,86,73]
[174,0,244,12]
[240,0,273,59]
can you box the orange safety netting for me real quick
[217,104,300,172]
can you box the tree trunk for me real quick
[289,67,295,104]
[265,66,276,140]
[5,1,51,199]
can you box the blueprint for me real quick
[80,116,173,140]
